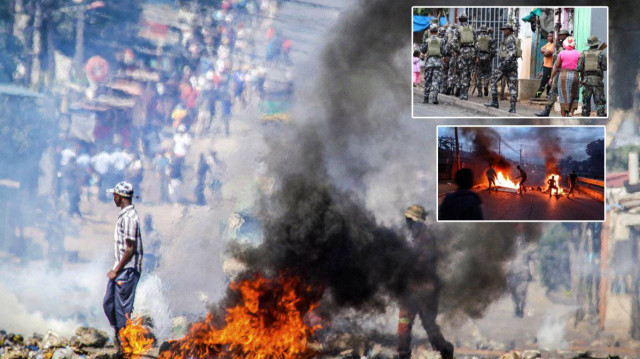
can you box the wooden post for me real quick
[454,127,461,174]
[599,216,609,329]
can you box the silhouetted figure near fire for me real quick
[547,175,559,197]
[516,165,527,195]
[486,162,496,191]
[103,182,143,354]
[398,205,454,359]
[439,168,483,220]
[567,170,578,198]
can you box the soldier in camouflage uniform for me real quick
[474,25,495,98]
[535,29,569,117]
[444,24,459,95]
[420,25,446,104]
[576,36,607,117]
[438,26,449,93]
[451,13,476,100]
[484,22,519,113]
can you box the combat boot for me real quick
[432,96,439,105]
[508,101,516,113]
[455,88,461,97]
[422,97,429,104]
[535,104,551,117]
[484,95,499,109]
[444,87,451,95]
[581,108,590,117]
[597,110,607,117]
[484,87,489,96]
[459,92,468,101]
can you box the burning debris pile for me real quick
[157,273,320,359]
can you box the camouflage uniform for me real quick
[420,29,446,104]
[438,27,449,91]
[485,23,518,113]
[474,27,496,97]
[444,24,459,95]
[452,18,476,100]
[535,30,569,117]
[576,36,607,117]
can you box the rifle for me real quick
[599,42,607,51]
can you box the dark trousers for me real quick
[536,66,552,94]
[398,286,453,359]
[103,268,141,332]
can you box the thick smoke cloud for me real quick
[460,128,512,170]
[535,128,563,173]
[234,0,548,321]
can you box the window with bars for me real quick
[463,7,511,69]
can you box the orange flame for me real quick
[544,174,562,193]
[159,274,321,359]
[119,316,154,357]
[494,171,519,189]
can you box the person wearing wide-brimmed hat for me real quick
[484,21,519,113]
[474,25,496,98]
[397,205,454,359]
[576,35,607,117]
[548,36,581,116]
[420,24,447,104]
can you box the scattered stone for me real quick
[42,331,63,350]
[74,328,108,348]
[51,347,75,359]
[522,350,541,359]
[3,348,28,359]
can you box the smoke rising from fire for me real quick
[460,128,512,170]
[535,128,563,173]
[231,0,545,322]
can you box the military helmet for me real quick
[586,35,601,48]
[458,13,468,21]
[500,22,515,31]
[404,205,428,222]
[438,27,446,37]
[557,29,570,36]
[429,24,438,32]
[488,27,494,34]
[479,25,487,33]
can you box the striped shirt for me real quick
[113,205,143,272]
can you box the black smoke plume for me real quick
[460,128,511,170]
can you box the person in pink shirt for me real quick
[413,50,422,87]
[549,36,581,116]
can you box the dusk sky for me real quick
[438,126,604,165]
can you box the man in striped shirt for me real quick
[103,181,143,349]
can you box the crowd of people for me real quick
[413,14,607,116]
[53,0,288,216]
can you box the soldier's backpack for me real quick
[460,25,474,45]
[427,38,442,57]
[515,37,522,58]
[477,35,490,52]
[584,50,602,73]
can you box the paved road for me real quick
[439,187,604,221]
[413,98,488,117]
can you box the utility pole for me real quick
[454,127,461,174]
[519,144,523,165]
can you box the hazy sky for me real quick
[438,126,604,164]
